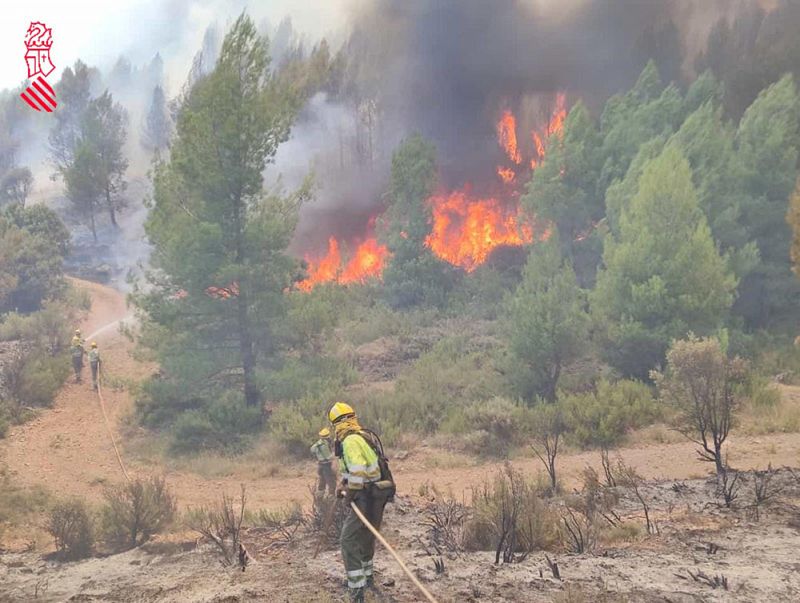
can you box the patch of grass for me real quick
[598,521,642,545]
[740,385,800,435]
[0,467,51,541]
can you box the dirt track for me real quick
[2,279,800,513]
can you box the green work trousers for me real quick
[72,355,83,381]
[317,461,336,495]
[341,487,388,590]
[90,361,99,389]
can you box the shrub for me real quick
[562,379,658,449]
[47,499,94,560]
[364,337,503,436]
[464,464,559,562]
[269,396,330,456]
[259,356,356,402]
[445,398,533,458]
[101,476,177,551]
[185,486,246,567]
[170,392,262,455]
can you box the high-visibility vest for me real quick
[310,438,334,462]
[339,433,380,489]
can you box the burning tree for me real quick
[135,14,308,409]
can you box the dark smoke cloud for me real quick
[282,0,766,251]
[354,0,684,182]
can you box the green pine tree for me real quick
[134,14,306,413]
[522,101,602,284]
[592,146,736,379]
[504,232,589,403]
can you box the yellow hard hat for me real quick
[75,329,81,335]
[319,427,330,437]
[328,401,355,424]
[91,341,97,348]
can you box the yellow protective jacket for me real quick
[338,433,380,490]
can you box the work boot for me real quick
[348,587,366,603]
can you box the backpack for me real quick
[358,428,396,502]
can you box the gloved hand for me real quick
[337,488,355,504]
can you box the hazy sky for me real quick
[0,0,353,93]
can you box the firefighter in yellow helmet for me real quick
[70,329,85,383]
[310,427,336,496]
[329,402,395,603]
[88,342,101,391]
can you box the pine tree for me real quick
[592,146,736,379]
[81,92,128,227]
[734,75,800,325]
[136,14,304,409]
[142,85,171,153]
[381,134,456,308]
[787,178,800,279]
[505,232,588,403]
[522,101,602,284]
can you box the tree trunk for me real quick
[714,440,724,475]
[236,287,259,407]
[106,186,118,227]
[90,205,97,242]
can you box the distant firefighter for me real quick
[88,341,101,391]
[70,329,84,384]
[311,427,337,496]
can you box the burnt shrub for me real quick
[46,499,94,560]
[100,476,177,551]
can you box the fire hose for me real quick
[95,362,131,483]
[349,501,439,603]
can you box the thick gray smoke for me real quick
[280,0,759,252]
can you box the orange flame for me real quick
[531,93,567,166]
[496,110,522,164]
[425,186,533,271]
[496,166,516,184]
[340,238,388,284]
[297,235,388,291]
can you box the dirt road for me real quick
[2,279,800,514]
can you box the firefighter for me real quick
[70,330,84,383]
[311,427,336,496]
[329,402,393,602]
[88,342,101,391]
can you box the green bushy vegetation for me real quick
[562,380,659,448]
[127,16,800,461]
[0,204,82,438]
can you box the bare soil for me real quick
[2,280,800,602]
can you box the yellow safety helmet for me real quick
[328,401,355,424]
[319,427,330,438]
[75,329,81,336]
[91,341,97,348]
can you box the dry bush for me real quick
[750,464,780,520]
[614,461,658,535]
[101,476,177,551]
[423,488,470,554]
[250,502,305,550]
[653,335,747,476]
[559,505,595,553]
[185,485,246,566]
[46,499,94,560]
[464,463,559,563]
[307,490,346,552]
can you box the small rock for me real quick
[382,578,395,587]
